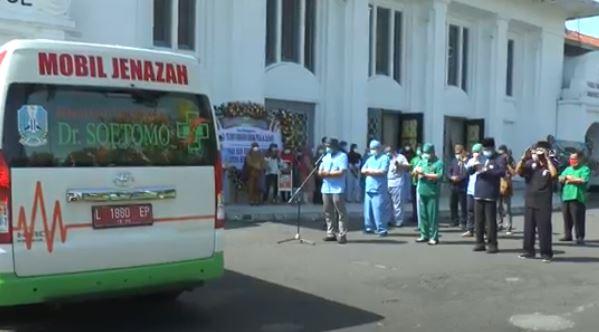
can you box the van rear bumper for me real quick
[0,252,224,307]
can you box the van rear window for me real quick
[2,84,217,167]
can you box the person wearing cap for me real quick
[516,141,558,262]
[388,147,411,227]
[361,140,391,236]
[448,144,469,229]
[463,143,482,237]
[497,145,516,234]
[472,138,506,254]
[318,138,349,244]
[559,151,591,245]
[413,143,444,245]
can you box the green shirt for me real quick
[560,165,591,204]
[416,158,444,197]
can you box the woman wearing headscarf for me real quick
[245,143,265,205]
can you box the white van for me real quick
[0,40,224,306]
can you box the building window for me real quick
[369,4,403,84]
[178,0,196,50]
[506,39,514,97]
[265,0,317,72]
[153,0,196,51]
[447,24,469,91]
[153,0,172,47]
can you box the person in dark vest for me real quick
[447,144,469,229]
[517,141,558,262]
[471,138,506,254]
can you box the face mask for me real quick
[532,154,540,162]
[455,154,462,160]
[284,150,291,154]
[325,147,333,154]
[421,153,431,161]
[370,149,378,155]
[483,150,493,158]
[252,147,259,152]
[352,148,359,153]
[498,150,506,155]
[569,159,579,167]
[472,152,480,158]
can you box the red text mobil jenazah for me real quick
[37,52,189,85]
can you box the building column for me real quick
[489,16,509,145]
[343,0,370,149]
[424,0,449,151]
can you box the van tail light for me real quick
[215,154,225,229]
[0,151,12,244]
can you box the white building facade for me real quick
[2,0,599,162]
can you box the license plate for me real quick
[92,204,153,229]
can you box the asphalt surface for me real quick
[2,209,599,332]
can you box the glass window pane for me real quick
[368,5,374,76]
[447,25,459,86]
[461,27,469,91]
[506,39,514,96]
[393,11,402,83]
[178,0,196,50]
[304,0,316,72]
[375,7,390,75]
[153,0,172,47]
[281,0,301,63]
[4,84,217,167]
[266,0,278,66]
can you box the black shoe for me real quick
[541,256,553,263]
[378,232,388,238]
[559,237,573,242]
[487,247,499,254]
[519,253,535,260]
[577,239,585,246]
[337,236,347,244]
[473,245,486,252]
[323,236,337,242]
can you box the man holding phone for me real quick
[472,138,506,254]
[319,138,349,244]
[516,141,558,262]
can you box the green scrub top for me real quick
[416,158,444,197]
[560,165,591,204]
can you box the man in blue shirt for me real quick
[362,140,391,236]
[318,138,349,244]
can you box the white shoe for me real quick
[428,239,438,246]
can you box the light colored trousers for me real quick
[389,185,407,226]
[323,193,348,237]
[346,173,361,203]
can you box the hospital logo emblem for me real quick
[18,105,48,147]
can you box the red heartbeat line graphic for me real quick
[12,181,214,253]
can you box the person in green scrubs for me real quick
[559,151,591,245]
[413,143,444,245]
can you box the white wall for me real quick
[55,0,578,154]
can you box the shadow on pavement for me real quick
[552,256,599,263]
[0,270,384,332]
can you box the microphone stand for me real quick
[277,153,324,245]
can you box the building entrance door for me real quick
[368,109,423,150]
[444,117,484,164]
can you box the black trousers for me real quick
[562,200,586,240]
[411,185,418,222]
[450,190,467,226]
[475,200,498,248]
[523,206,553,258]
[263,174,278,202]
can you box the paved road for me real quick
[2,210,599,331]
